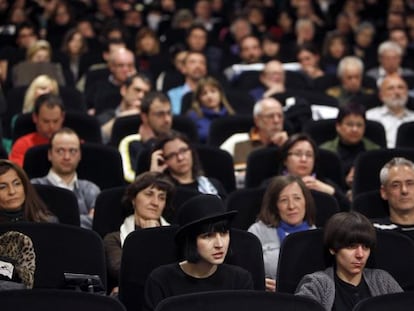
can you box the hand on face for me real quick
[302,175,335,195]
[150,149,168,173]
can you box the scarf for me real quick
[276,220,310,243]
[119,214,170,247]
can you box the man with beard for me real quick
[366,74,414,148]
[31,128,100,229]
[167,51,207,115]
[119,91,173,182]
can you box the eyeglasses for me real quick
[288,151,314,159]
[164,147,190,161]
[53,148,79,156]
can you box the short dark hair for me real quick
[187,23,208,37]
[181,219,231,263]
[336,102,366,123]
[122,171,175,217]
[258,175,315,227]
[152,130,202,179]
[123,72,152,88]
[33,93,65,115]
[324,211,376,252]
[140,91,170,114]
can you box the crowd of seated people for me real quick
[2,0,414,309]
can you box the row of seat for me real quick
[1,222,414,311]
[2,288,413,311]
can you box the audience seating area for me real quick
[3,1,414,310]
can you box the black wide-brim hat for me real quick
[175,194,237,242]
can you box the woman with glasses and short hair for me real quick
[150,131,227,199]
[279,133,350,211]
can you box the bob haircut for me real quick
[122,171,175,215]
[336,102,366,123]
[180,219,232,263]
[279,133,319,172]
[26,39,52,61]
[258,175,315,227]
[324,211,376,252]
[152,130,203,179]
[0,160,52,222]
[190,76,235,117]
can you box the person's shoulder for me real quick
[149,263,179,279]
[78,179,100,191]
[30,176,49,185]
[219,263,251,279]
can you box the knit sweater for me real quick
[295,267,403,310]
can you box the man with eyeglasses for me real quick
[97,73,151,143]
[31,127,100,229]
[373,157,414,241]
[86,47,137,115]
[320,102,379,199]
[221,97,288,187]
[119,91,173,182]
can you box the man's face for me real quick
[48,133,81,176]
[109,49,136,84]
[379,75,408,110]
[239,36,262,63]
[121,77,151,112]
[144,99,172,136]
[32,105,65,139]
[260,60,285,87]
[16,27,37,49]
[380,50,402,74]
[255,99,284,139]
[182,53,207,81]
[187,28,207,52]
[381,165,414,216]
[341,67,362,93]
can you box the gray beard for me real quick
[384,96,408,109]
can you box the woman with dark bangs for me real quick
[295,211,402,311]
[143,194,253,311]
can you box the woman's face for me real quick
[297,50,319,68]
[196,230,230,265]
[138,35,157,53]
[163,138,193,178]
[329,38,345,58]
[0,169,25,211]
[68,32,83,55]
[31,49,50,63]
[284,140,315,177]
[277,182,306,226]
[133,185,167,221]
[199,85,221,111]
[332,244,370,282]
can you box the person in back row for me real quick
[119,91,173,183]
[9,93,65,167]
[31,128,100,229]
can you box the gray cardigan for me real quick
[295,267,403,310]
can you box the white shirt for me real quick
[366,106,414,148]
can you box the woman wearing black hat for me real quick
[143,194,253,311]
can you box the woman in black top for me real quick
[143,194,253,311]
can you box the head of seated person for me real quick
[0,159,55,224]
[23,75,59,113]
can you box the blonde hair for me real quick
[190,76,235,117]
[26,40,52,61]
[23,75,59,113]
